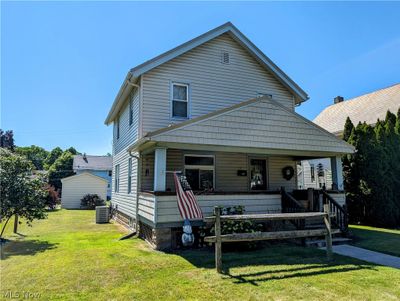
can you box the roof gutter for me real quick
[104,71,138,125]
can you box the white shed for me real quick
[61,172,108,209]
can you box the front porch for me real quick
[134,146,347,249]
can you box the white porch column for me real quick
[154,148,167,191]
[330,156,344,191]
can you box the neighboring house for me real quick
[105,22,354,249]
[61,172,108,209]
[73,154,113,199]
[299,83,400,189]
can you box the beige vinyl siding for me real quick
[61,173,107,209]
[112,150,138,218]
[268,157,297,191]
[113,88,140,155]
[155,194,281,224]
[111,87,140,219]
[138,193,156,223]
[140,149,296,193]
[152,99,352,154]
[141,33,295,134]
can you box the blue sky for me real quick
[2,1,399,155]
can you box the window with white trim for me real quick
[116,118,120,140]
[127,158,132,194]
[184,155,214,191]
[114,164,120,192]
[171,83,189,118]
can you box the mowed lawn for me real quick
[350,225,400,257]
[1,210,400,301]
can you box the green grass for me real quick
[1,211,400,301]
[350,224,400,257]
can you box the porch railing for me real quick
[280,187,306,229]
[321,190,348,233]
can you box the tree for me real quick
[15,145,49,170]
[0,129,15,151]
[43,147,63,170]
[342,117,354,141]
[0,149,47,238]
[66,147,79,155]
[48,151,75,189]
[343,109,400,227]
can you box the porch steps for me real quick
[306,237,352,248]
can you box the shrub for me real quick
[210,205,264,250]
[80,194,105,210]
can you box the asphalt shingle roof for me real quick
[73,155,112,171]
[313,83,400,134]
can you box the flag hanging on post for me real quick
[173,172,203,220]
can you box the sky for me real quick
[2,1,400,155]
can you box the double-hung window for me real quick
[129,97,133,126]
[116,118,120,140]
[171,83,189,118]
[127,158,132,194]
[184,155,214,191]
[114,164,120,192]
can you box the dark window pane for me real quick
[184,156,214,166]
[185,169,199,191]
[173,85,187,100]
[172,101,187,118]
[199,170,213,190]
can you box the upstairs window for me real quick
[171,83,189,118]
[129,97,133,126]
[116,118,120,140]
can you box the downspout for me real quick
[129,150,141,232]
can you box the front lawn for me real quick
[1,210,400,301]
[350,224,400,257]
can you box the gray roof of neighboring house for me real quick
[104,22,309,125]
[313,83,400,135]
[73,155,112,171]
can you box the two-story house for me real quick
[105,22,354,249]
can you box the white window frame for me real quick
[183,154,215,190]
[116,118,120,140]
[114,164,120,193]
[127,158,132,194]
[170,82,190,119]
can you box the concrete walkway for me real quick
[329,245,400,269]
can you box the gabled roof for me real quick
[314,83,400,135]
[105,22,309,125]
[61,172,109,184]
[73,155,112,171]
[130,96,354,156]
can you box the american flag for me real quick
[173,172,203,220]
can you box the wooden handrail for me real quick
[204,212,326,222]
[321,190,348,233]
[281,187,304,211]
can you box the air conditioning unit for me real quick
[96,206,109,224]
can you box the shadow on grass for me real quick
[1,239,58,260]
[174,242,378,285]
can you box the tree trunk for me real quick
[13,215,18,233]
[0,216,11,239]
